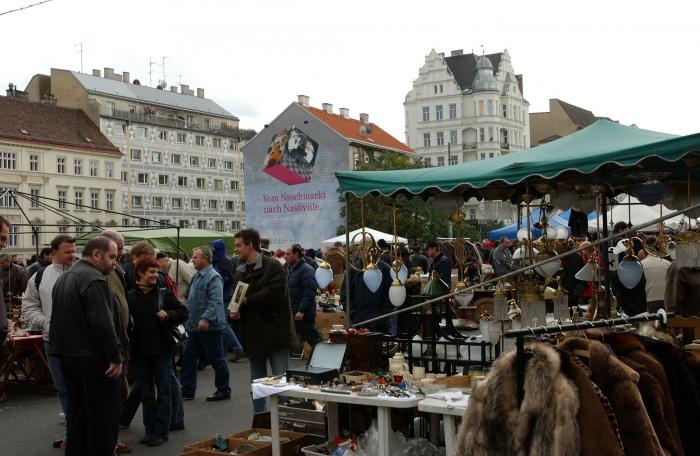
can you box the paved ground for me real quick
[0,357,305,456]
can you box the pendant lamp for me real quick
[555,227,569,240]
[315,261,333,289]
[617,255,644,289]
[390,263,409,284]
[389,279,406,307]
[575,261,595,281]
[362,264,383,293]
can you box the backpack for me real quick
[34,265,48,289]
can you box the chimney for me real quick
[451,49,463,56]
[170,86,178,93]
[104,67,114,79]
[359,113,369,124]
[322,103,333,114]
[6,83,28,100]
[122,71,130,83]
[196,88,205,98]
[180,84,192,95]
[339,108,350,119]
[297,94,309,107]
[92,69,101,77]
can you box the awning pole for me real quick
[345,193,351,328]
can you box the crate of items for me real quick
[229,428,310,456]
[182,437,270,455]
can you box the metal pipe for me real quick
[345,193,351,328]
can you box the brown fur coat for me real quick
[454,342,580,456]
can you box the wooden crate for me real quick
[228,428,310,456]
[182,437,270,455]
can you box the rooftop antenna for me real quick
[75,41,86,73]
[148,56,157,87]
[161,56,169,85]
[481,44,484,56]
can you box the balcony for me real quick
[500,142,510,150]
[462,142,478,151]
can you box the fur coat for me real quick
[454,342,580,456]
[558,338,665,456]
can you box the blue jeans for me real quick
[223,324,243,353]
[135,353,171,439]
[44,341,68,437]
[180,330,230,396]
[248,349,289,413]
[170,358,184,426]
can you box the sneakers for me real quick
[170,422,185,431]
[205,391,231,401]
[52,439,66,449]
[140,436,166,447]
[114,442,132,454]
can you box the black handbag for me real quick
[158,288,188,344]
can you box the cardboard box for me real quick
[182,437,270,455]
[229,428,309,456]
[315,312,346,341]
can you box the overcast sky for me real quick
[2,0,699,140]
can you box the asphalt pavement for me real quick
[0,357,305,456]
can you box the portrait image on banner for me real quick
[263,126,319,186]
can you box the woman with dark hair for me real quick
[127,259,188,446]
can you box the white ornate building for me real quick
[26,68,254,232]
[404,49,530,222]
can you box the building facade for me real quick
[530,98,612,146]
[0,89,122,256]
[404,49,530,222]
[26,68,254,232]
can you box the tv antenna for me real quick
[161,56,169,86]
[75,41,86,73]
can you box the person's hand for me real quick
[197,319,210,331]
[105,362,123,379]
[229,311,241,320]
[156,310,168,321]
[295,311,304,321]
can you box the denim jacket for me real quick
[186,265,226,332]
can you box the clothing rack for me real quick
[504,310,674,406]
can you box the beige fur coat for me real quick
[453,343,580,456]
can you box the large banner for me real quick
[243,124,343,250]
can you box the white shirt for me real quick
[641,256,671,303]
[21,263,71,340]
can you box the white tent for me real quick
[321,227,408,246]
[588,196,689,232]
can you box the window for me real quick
[31,228,41,248]
[487,100,494,116]
[171,153,181,165]
[469,209,476,220]
[90,160,98,177]
[226,200,235,211]
[423,133,431,147]
[158,174,169,185]
[137,173,149,184]
[105,162,114,178]
[196,177,206,189]
[480,153,486,160]
[122,218,130,227]
[73,159,83,175]
[114,123,125,135]
[106,191,114,211]
[439,84,443,93]
[208,158,217,168]
[241,201,245,211]
[0,152,16,170]
[190,198,201,210]
[177,133,186,143]
[121,171,128,183]
[231,220,241,231]
[224,160,233,171]
[502,104,507,118]
[190,155,200,167]
[422,106,429,122]
[58,225,68,234]
[449,156,458,166]
[0,187,16,208]
[435,105,443,121]
[128,105,136,113]
[152,151,162,163]
[449,104,457,119]
[58,190,67,209]
[424,157,432,166]
[230,180,239,191]
[195,135,205,146]
[450,130,458,145]
[130,149,142,160]
[204,118,210,129]
[215,220,225,231]
[106,102,115,116]
[30,154,39,171]
[437,156,445,167]
[158,130,168,141]
[177,176,188,187]
[434,85,437,94]
[30,188,40,208]
[131,195,142,208]
[75,190,83,209]
[197,220,208,229]
[240,162,244,171]
[479,128,485,142]
[489,152,495,158]
[212,138,222,148]
[57,157,65,174]
[213,179,223,191]
[159,219,170,226]
[137,127,147,138]
[179,219,189,228]
[186,115,193,127]
[7,226,18,247]
[488,127,494,142]
[90,191,99,209]
[152,196,163,208]
[478,100,484,116]
[172,197,182,209]
[436,131,444,146]
[502,129,509,145]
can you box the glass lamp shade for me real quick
[315,263,334,289]
[516,228,531,242]
[534,252,560,278]
[618,256,644,289]
[545,226,557,240]
[575,262,595,281]
[520,300,547,328]
[551,188,577,210]
[389,280,406,307]
[362,264,383,293]
[411,335,424,358]
[493,295,507,320]
[390,264,409,284]
[455,289,474,308]
[513,246,539,260]
[480,319,501,344]
[555,227,569,240]
[554,294,570,322]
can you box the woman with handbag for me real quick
[127,259,188,447]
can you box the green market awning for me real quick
[76,228,234,255]
[335,120,700,199]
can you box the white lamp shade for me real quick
[555,227,569,240]
[575,262,594,281]
[551,188,577,210]
[535,252,560,278]
[390,264,409,284]
[545,226,557,240]
[315,266,333,289]
[612,239,629,255]
[516,228,531,242]
[480,320,501,344]
[618,257,644,289]
[513,246,538,260]
[389,282,407,307]
[362,267,383,293]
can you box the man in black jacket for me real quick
[49,236,127,456]
[286,244,321,354]
[0,215,9,347]
[426,240,452,286]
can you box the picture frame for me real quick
[228,281,249,313]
